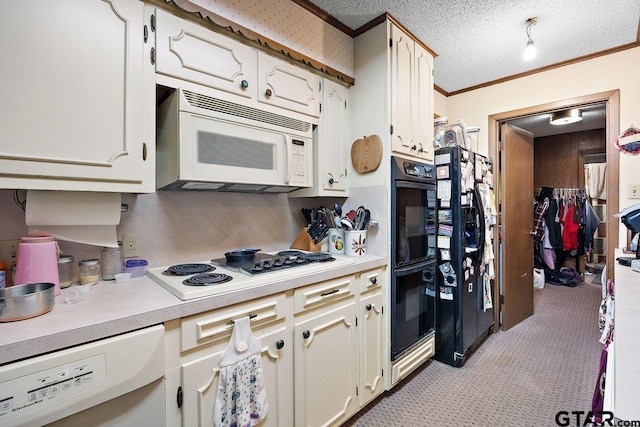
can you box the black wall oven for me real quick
[390,156,437,360]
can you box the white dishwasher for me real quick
[0,324,166,426]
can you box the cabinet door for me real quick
[181,327,293,427]
[155,8,257,101]
[0,0,151,191]
[390,24,416,156]
[359,291,385,407]
[258,53,321,118]
[321,79,348,192]
[294,302,358,426]
[414,43,435,162]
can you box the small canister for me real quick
[101,246,123,281]
[433,117,448,148]
[58,255,74,288]
[79,259,101,285]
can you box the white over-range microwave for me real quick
[156,88,313,192]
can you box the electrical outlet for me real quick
[122,233,139,257]
[0,239,20,267]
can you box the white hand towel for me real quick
[214,317,268,427]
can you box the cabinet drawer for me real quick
[293,275,355,314]
[181,293,287,352]
[360,268,386,294]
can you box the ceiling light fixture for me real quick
[550,109,583,125]
[523,17,537,61]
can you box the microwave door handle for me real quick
[284,134,291,184]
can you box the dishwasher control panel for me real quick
[0,354,106,422]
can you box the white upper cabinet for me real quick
[258,53,321,118]
[414,43,435,161]
[0,0,155,192]
[290,78,349,197]
[390,24,434,161]
[349,19,435,176]
[390,26,416,155]
[155,9,320,119]
[154,8,258,101]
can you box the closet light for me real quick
[550,109,583,125]
[523,18,537,61]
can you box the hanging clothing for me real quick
[585,163,607,200]
[543,198,563,250]
[583,200,602,252]
[561,201,580,252]
[533,197,549,242]
[214,317,268,427]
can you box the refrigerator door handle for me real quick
[474,186,486,264]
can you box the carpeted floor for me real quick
[343,280,604,427]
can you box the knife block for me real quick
[290,227,321,252]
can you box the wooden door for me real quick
[500,123,535,330]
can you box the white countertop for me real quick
[0,255,387,366]
[612,249,640,421]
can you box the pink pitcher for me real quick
[15,236,60,296]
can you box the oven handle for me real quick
[393,262,433,276]
[393,180,435,191]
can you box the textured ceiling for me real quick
[306,0,640,94]
[508,103,606,137]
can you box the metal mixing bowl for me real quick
[0,282,55,322]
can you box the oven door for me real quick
[390,262,436,361]
[392,180,437,267]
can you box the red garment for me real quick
[562,203,579,250]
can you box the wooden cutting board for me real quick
[351,135,383,174]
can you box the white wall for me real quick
[445,46,640,247]
[434,90,447,118]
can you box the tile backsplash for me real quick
[0,189,348,275]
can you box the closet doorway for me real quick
[488,90,620,332]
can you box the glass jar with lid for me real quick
[58,254,74,288]
[79,259,101,285]
[101,246,123,280]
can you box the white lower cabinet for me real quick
[358,268,386,407]
[294,301,358,427]
[180,326,293,427]
[165,267,388,427]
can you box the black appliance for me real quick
[615,203,640,264]
[434,146,495,367]
[390,156,437,361]
[211,251,335,275]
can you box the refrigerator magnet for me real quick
[437,165,450,179]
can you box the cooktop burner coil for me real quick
[164,263,216,276]
[182,273,233,286]
[299,252,335,262]
[276,250,306,257]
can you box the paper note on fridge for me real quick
[437,180,452,200]
[438,236,451,248]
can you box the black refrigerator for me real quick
[433,146,496,367]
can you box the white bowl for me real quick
[114,273,131,283]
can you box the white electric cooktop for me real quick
[146,252,354,300]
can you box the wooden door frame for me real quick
[488,90,620,332]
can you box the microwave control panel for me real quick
[290,138,309,186]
